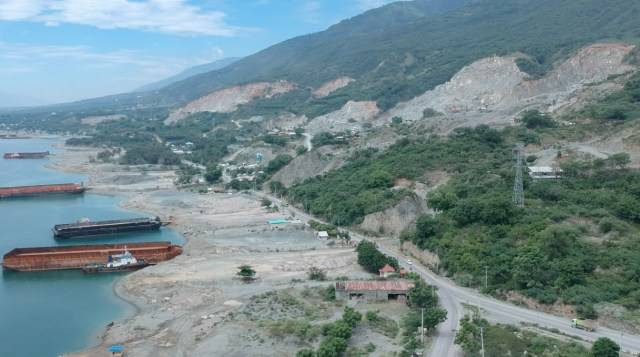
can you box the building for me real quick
[379,264,396,278]
[335,280,415,303]
[316,231,329,240]
[528,166,563,180]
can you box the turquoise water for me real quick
[0,138,182,357]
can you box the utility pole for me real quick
[480,326,486,357]
[421,308,425,344]
[513,143,524,208]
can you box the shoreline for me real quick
[46,142,183,356]
[53,142,364,357]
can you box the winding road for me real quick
[257,192,640,356]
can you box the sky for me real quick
[0,0,397,107]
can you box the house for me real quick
[316,231,330,240]
[335,280,415,303]
[528,166,562,180]
[379,264,396,278]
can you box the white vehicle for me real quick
[407,259,413,265]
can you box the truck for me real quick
[571,318,596,332]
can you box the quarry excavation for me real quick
[5,0,640,356]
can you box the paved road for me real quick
[258,192,640,356]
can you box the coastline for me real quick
[53,143,363,357]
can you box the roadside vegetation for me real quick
[288,120,640,317]
[455,312,590,356]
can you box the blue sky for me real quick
[0,0,396,106]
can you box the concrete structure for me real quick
[316,231,329,239]
[379,264,396,278]
[528,166,562,180]
[335,280,414,303]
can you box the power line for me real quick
[513,143,524,208]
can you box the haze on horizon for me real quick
[0,0,396,107]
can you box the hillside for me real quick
[134,57,240,92]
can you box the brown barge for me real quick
[0,183,85,199]
[2,241,182,272]
[3,151,50,159]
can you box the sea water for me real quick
[0,138,182,357]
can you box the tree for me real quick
[308,266,327,281]
[591,337,620,357]
[342,306,362,328]
[204,166,222,183]
[266,154,294,174]
[261,198,272,207]
[296,349,316,357]
[608,153,630,170]
[356,241,397,273]
[408,280,438,308]
[520,110,556,129]
[424,307,447,331]
[237,265,256,282]
[269,180,286,196]
[317,337,347,357]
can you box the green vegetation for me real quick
[287,126,506,225]
[307,267,327,281]
[355,241,398,274]
[365,311,399,338]
[591,337,620,357]
[237,265,256,282]
[266,154,294,174]
[267,319,322,342]
[297,307,363,357]
[311,132,346,147]
[455,313,589,357]
[582,71,640,121]
[520,110,556,129]
[204,166,222,183]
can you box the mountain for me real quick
[134,57,240,92]
[5,0,640,119]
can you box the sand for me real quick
[54,145,369,357]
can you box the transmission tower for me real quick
[513,143,524,208]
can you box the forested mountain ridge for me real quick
[7,0,640,121]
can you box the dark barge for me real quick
[0,183,85,199]
[2,241,182,272]
[3,151,50,159]
[53,217,163,239]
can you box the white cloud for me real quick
[0,41,193,76]
[0,0,239,36]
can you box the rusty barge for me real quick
[0,183,85,199]
[2,241,182,272]
[53,217,163,239]
[3,151,50,159]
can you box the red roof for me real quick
[338,280,414,292]
[379,264,396,273]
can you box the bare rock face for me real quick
[166,81,296,124]
[383,43,635,131]
[80,114,126,126]
[306,100,380,134]
[360,194,427,237]
[270,148,345,187]
[313,77,355,98]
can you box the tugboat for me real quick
[82,247,150,273]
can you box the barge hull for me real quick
[2,242,182,272]
[0,183,85,199]
[54,217,162,239]
[4,151,50,159]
